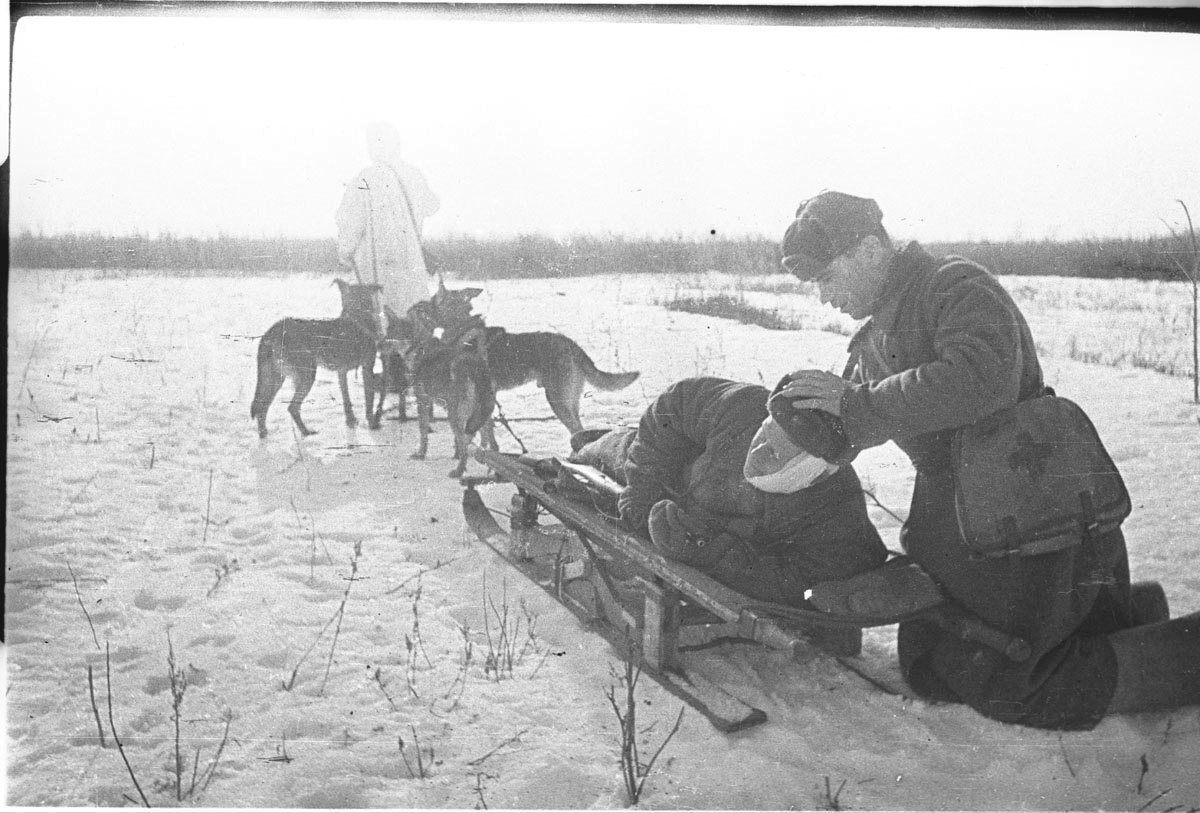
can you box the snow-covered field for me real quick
[6,269,1199,810]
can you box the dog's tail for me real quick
[451,353,497,436]
[578,348,640,392]
[250,321,286,421]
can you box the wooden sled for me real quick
[461,446,1030,732]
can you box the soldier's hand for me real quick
[647,500,714,565]
[776,369,849,417]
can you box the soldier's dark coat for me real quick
[837,242,1135,730]
[579,377,887,605]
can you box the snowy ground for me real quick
[6,269,1199,810]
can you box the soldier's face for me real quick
[814,236,888,319]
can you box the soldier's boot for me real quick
[1106,610,1200,714]
[1129,580,1169,626]
[701,537,864,657]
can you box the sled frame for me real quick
[461,447,897,731]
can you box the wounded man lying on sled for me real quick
[568,375,924,621]
[567,374,1200,731]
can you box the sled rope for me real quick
[492,399,528,454]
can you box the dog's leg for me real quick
[447,401,469,478]
[338,370,358,428]
[287,363,319,436]
[364,352,382,430]
[411,384,432,460]
[545,373,587,436]
[480,417,499,452]
[389,354,410,422]
[251,362,284,439]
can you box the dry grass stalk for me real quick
[481,575,542,681]
[819,775,848,811]
[437,622,474,712]
[206,558,240,598]
[167,635,188,801]
[104,642,151,807]
[1160,199,1199,403]
[289,496,333,582]
[466,728,529,767]
[372,667,400,711]
[67,561,101,650]
[473,771,491,809]
[201,468,214,545]
[319,540,364,694]
[86,664,107,748]
[383,555,461,596]
[282,542,362,691]
[398,724,434,779]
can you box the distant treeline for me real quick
[8,230,1187,281]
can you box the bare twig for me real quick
[104,643,151,807]
[289,497,333,580]
[167,633,188,801]
[282,610,339,691]
[861,487,906,526]
[473,771,492,810]
[86,664,107,748]
[67,561,101,650]
[206,558,240,598]
[605,650,684,806]
[1138,789,1172,812]
[436,622,474,713]
[196,709,234,795]
[466,728,530,767]
[15,324,52,406]
[319,541,364,695]
[397,735,416,778]
[1058,734,1076,779]
[201,469,214,545]
[821,775,848,811]
[384,556,462,596]
[372,667,400,711]
[398,725,432,779]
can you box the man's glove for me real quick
[646,500,731,569]
[767,372,850,463]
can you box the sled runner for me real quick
[460,446,1030,732]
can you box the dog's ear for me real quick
[464,287,483,301]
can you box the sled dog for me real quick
[389,315,497,477]
[381,280,486,419]
[251,279,386,438]
[475,326,640,435]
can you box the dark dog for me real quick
[251,279,386,438]
[388,314,497,477]
[475,326,640,435]
[382,280,485,419]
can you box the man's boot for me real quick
[1106,611,1200,714]
[700,537,864,657]
[1129,580,1169,625]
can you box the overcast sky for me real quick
[9,10,1200,242]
